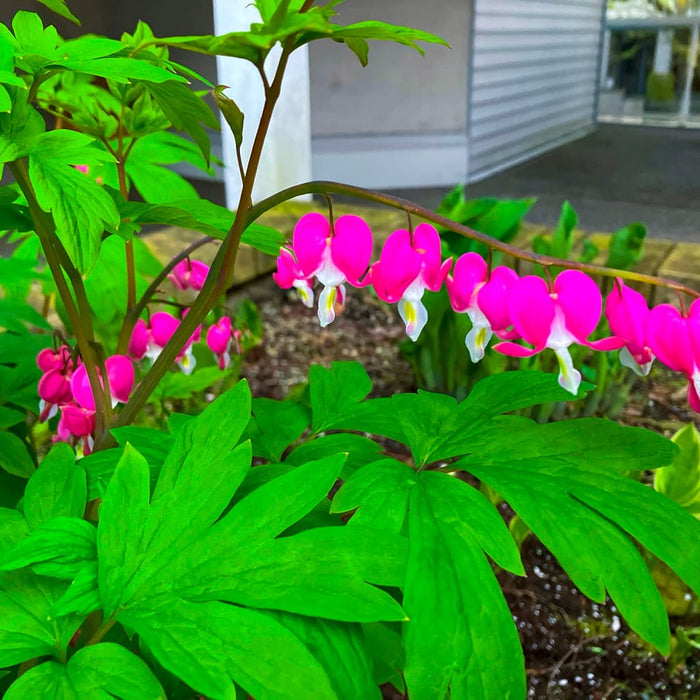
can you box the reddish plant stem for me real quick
[246,180,700,299]
[105,40,297,440]
[9,160,110,435]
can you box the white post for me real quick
[600,29,612,87]
[211,1,312,208]
[680,21,699,123]
[653,28,674,75]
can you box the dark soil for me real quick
[235,276,700,700]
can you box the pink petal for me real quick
[413,223,444,290]
[478,266,519,332]
[646,304,693,373]
[105,355,135,404]
[330,215,373,286]
[492,341,540,358]
[69,364,96,411]
[207,318,232,354]
[188,260,210,291]
[555,270,601,342]
[128,319,149,360]
[150,312,180,349]
[371,230,421,303]
[273,248,301,289]
[448,253,487,312]
[508,275,554,350]
[292,212,330,278]
[38,369,72,404]
[37,346,71,373]
[60,403,95,438]
[585,336,626,351]
[605,279,650,359]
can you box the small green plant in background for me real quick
[402,188,649,417]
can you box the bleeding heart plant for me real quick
[1,2,700,700]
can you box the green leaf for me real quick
[111,426,173,473]
[24,442,86,529]
[0,506,29,555]
[363,622,405,690]
[143,80,219,165]
[0,569,83,666]
[147,366,230,404]
[309,360,373,433]
[0,297,51,332]
[403,474,525,700]
[125,157,199,203]
[550,200,578,259]
[4,643,166,700]
[169,454,406,622]
[0,406,25,428]
[61,56,185,84]
[35,0,81,26]
[0,517,95,579]
[606,222,646,270]
[0,429,35,477]
[455,420,684,654]
[274,613,380,699]
[0,90,45,164]
[80,235,162,347]
[213,85,244,147]
[123,599,335,700]
[123,198,286,255]
[246,397,310,462]
[303,20,449,62]
[655,423,700,512]
[332,458,416,534]
[284,432,383,479]
[28,131,120,273]
[99,381,253,616]
[52,560,100,617]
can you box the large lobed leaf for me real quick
[27,130,120,273]
[4,643,165,699]
[96,380,406,698]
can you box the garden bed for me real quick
[236,275,700,700]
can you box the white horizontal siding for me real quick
[468,0,605,181]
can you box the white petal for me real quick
[293,279,315,308]
[398,296,429,342]
[619,345,653,377]
[178,349,197,375]
[465,309,493,363]
[554,347,581,395]
[317,285,338,328]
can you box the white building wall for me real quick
[468,0,606,182]
[309,0,471,189]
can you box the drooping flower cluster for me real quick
[37,347,134,455]
[273,212,700,411]
[127,258,248,373]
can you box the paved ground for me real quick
[388,124,700,242]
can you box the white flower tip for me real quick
[555,348,581,395]
[465,325,492,364]
[399,298,428,342]
[317,285,338,328]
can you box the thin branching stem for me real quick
[246,180,700,299]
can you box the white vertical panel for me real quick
[468,0,605,182]
[212,1,312,208]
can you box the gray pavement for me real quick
[389,124,700,242]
